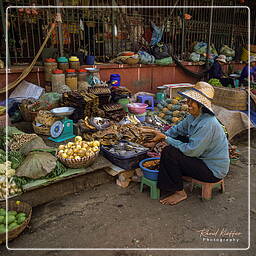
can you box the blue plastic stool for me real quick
[140,176,160,200]
[137,95,154,111]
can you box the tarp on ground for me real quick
[212,104,255,140]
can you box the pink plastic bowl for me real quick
[127,103,148,114]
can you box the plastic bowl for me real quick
[127,103,148,114]
[139,157,160,181]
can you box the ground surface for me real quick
[0,130,255,256]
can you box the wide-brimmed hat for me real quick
[216,55,227,63]
[178,82,215,114]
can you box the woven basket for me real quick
[32,122,51,136]
[0,201,32,244]
[20,103,59,122]
[57,151,99,169]
[212,86,248,110]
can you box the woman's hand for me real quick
[150,131,166,142]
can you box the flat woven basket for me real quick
[32,122,51,136]
[0,201,32,244]
[212,86,248,111]
[57,151,99,169]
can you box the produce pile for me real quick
[157,98,189,125]
[0,208,27,233]
[57,136,100,160]
[84,124,157,146]
[0,161,22,199]
[208,78,222,87]
[143,159,160,171]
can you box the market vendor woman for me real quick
[148,82,230,205]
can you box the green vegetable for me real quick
[3,215,16,224]
[0,208,6,216]
[208,78,222,87]
[8,211,17,216]
[0,216,4,224]
[17,216,26,225]
[9,151,25,169]
[45,161,66,179]
[0,224,6,234]
[8,222,18,231]
[16,212,26,219]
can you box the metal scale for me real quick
[48,107,75,143]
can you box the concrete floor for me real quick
[0,131,255,256]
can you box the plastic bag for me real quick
[151,43,170,59]
[16,151,57,179]
[155,57,173,66]
[220,45,235,57]
[138,51,155,64]
[150,22,164,46]
[189,52,200,62]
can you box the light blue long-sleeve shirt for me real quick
[164,113,230,179]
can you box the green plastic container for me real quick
[118,98,130,112]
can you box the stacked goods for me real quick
[88,87,111,106]
[157,98,189,125]
[0,161,22,199]
[101,103,127,122]
[56,136,100,168]
[111,86,132,102]
[62,91,99,121]
[0,209,28,233]
[85,124,156,146]
[33,110,59,136]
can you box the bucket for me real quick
[118,98,130,112]
[86,55,95,65]
[136,112,146,122]
[110,74,121,87]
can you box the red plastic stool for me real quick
[182,176,225,200]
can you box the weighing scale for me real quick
[48,107,76,143]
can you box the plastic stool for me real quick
[182,176,225,200]
[140,176,160,199]
[137,95,154,111]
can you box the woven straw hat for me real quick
[178,82,215,114]
[216,55,227,63]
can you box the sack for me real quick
[138,51,155,64]
[150,42,170,59]
[220,45,235,57]
[155,57,173,66]
[189,52,200,62]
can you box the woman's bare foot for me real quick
[160,190,187,205]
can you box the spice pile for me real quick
[157,98,189,125]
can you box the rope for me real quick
[0,22,57,94]
[171,54,212,79]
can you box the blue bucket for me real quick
[139,157,160,181]
[86,55,95,65]
[110,74,121,87]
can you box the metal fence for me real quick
[0,0,254,65]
